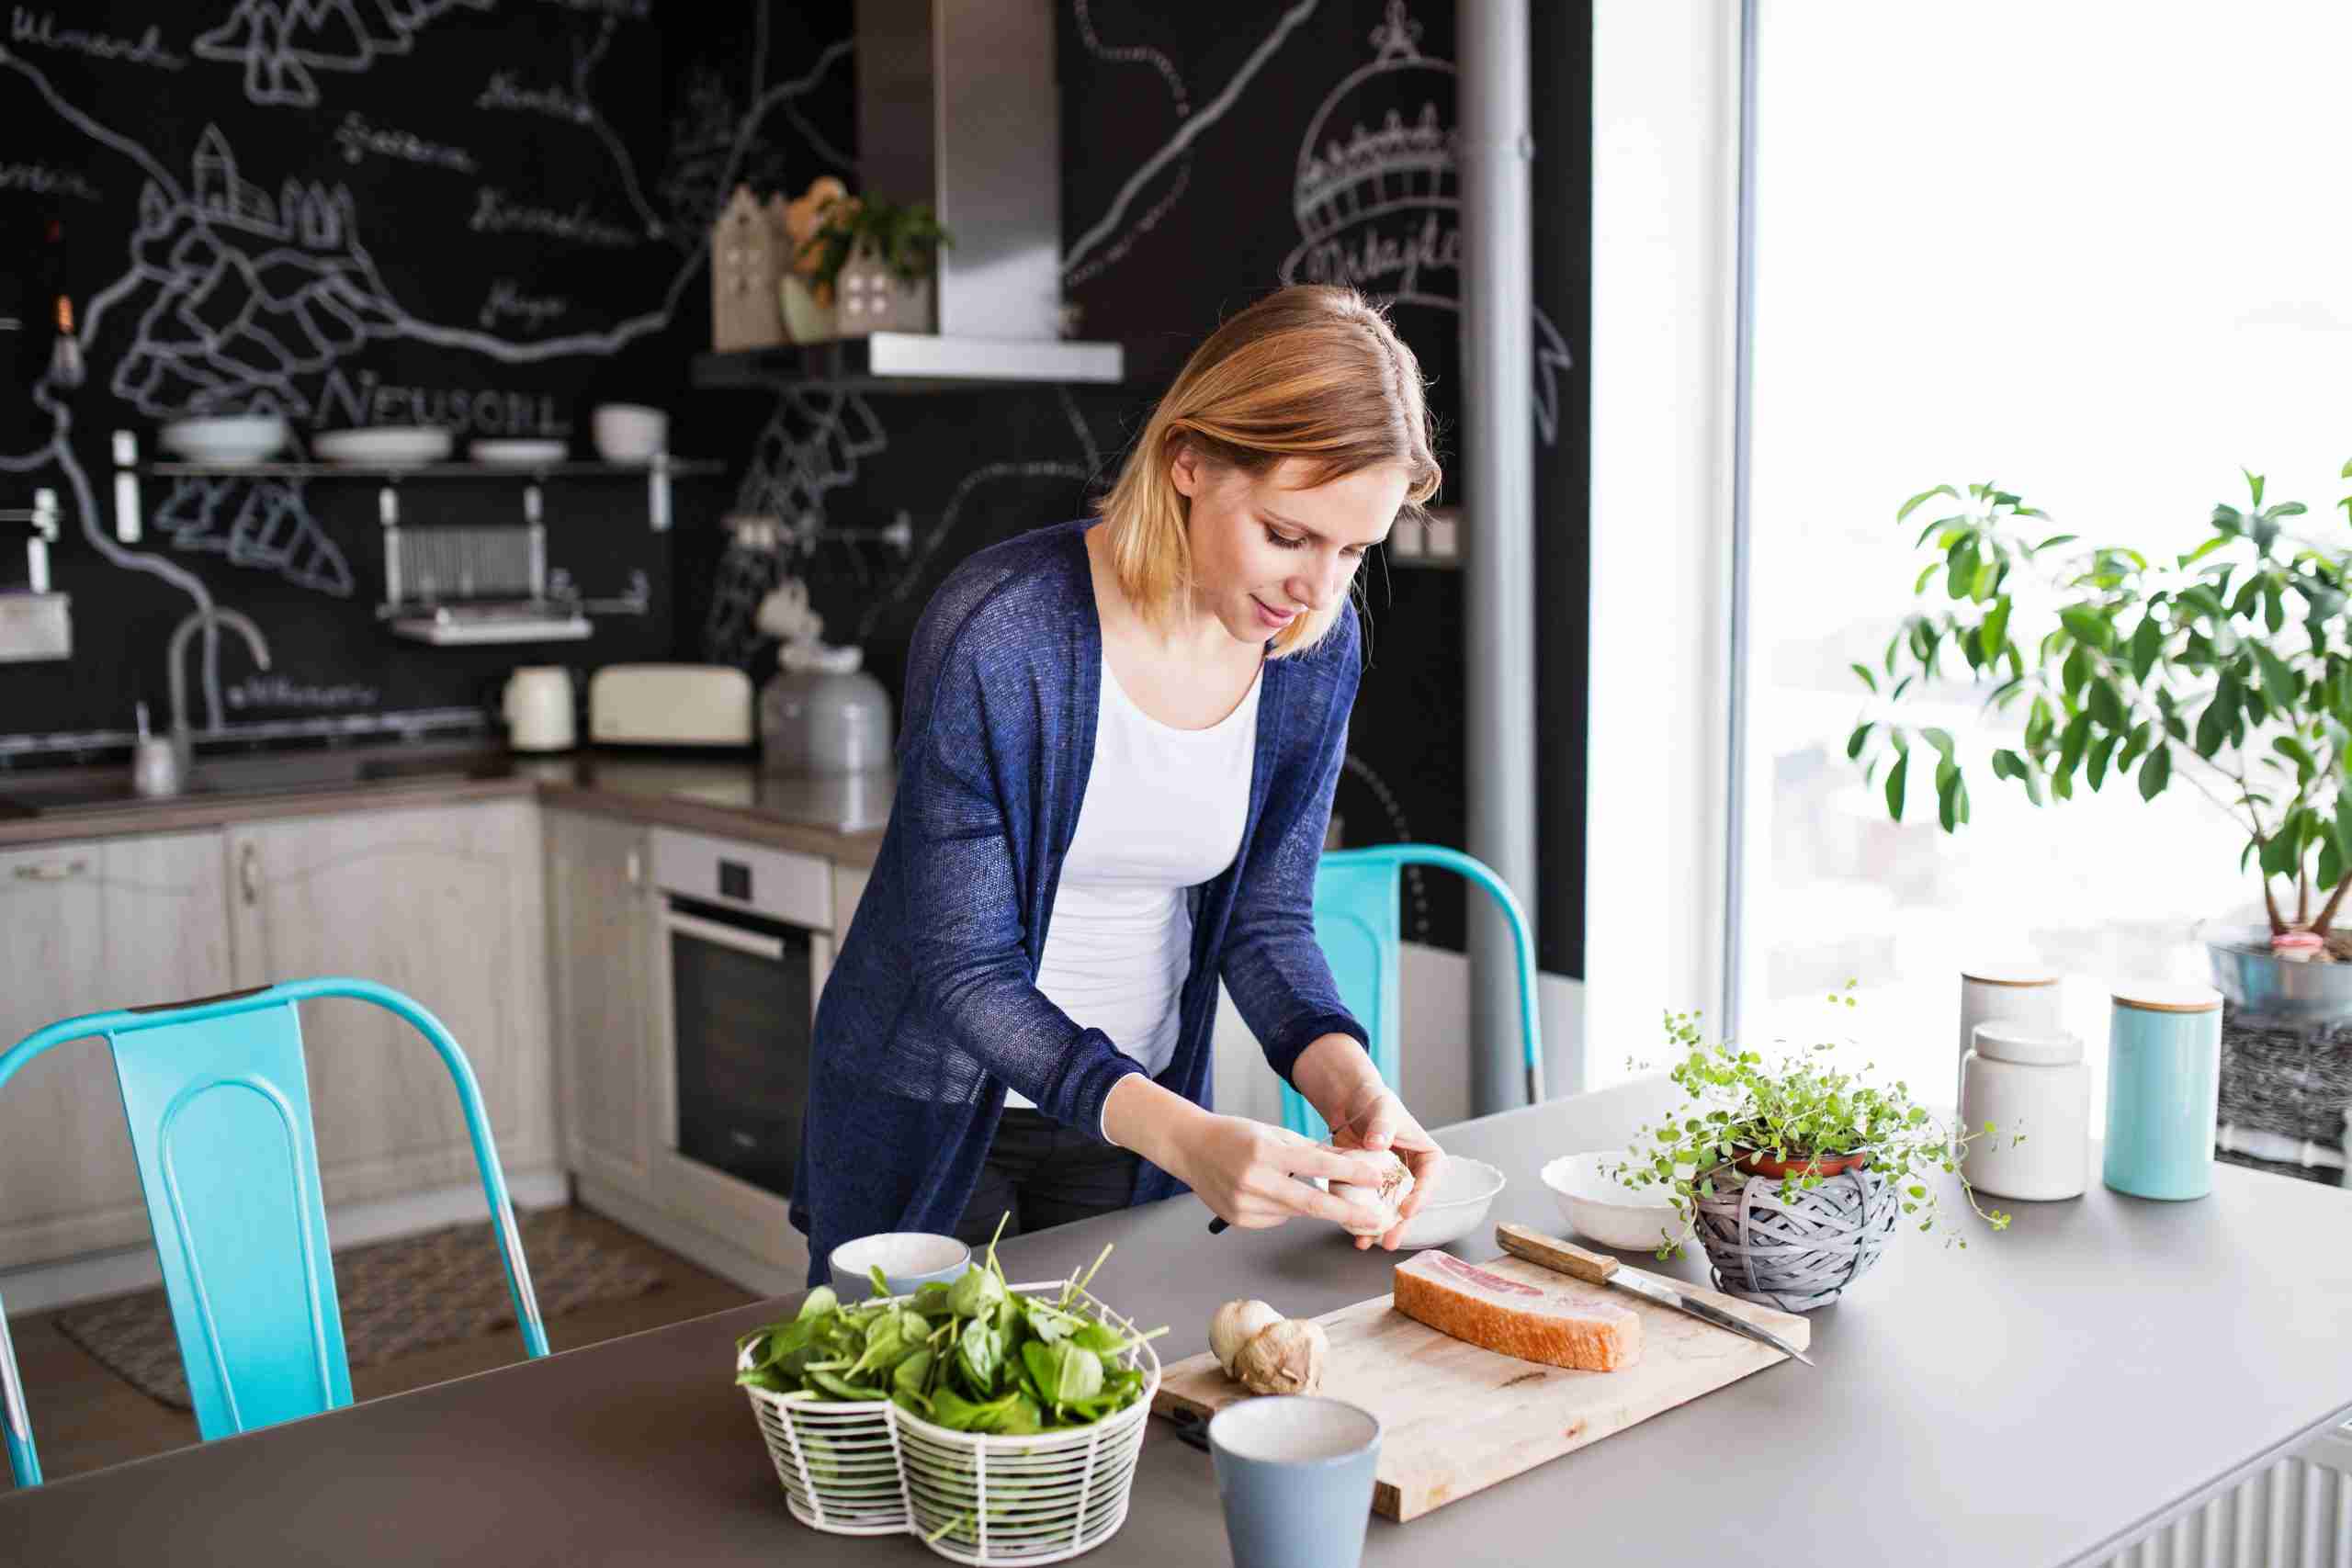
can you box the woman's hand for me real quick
[1323,1081,1446,1251]
[1290,1033,1447,1251]
[1102,1074,1399,1231]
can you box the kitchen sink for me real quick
[0,749,515,817]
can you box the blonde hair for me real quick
[1095,285,1441,658]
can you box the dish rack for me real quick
[742,1280,1159,1566]
[380,486,589,645]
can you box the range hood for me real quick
[699,0,1123,389]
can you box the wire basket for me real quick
[742,1280,1159,1565]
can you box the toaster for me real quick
[589,663,754,747]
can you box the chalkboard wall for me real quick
[1,0,1589,970]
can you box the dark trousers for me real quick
[951,1108,1141,1247]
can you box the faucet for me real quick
[166,607,272,777]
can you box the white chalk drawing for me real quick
[154,477,355,597]
[1074,2,1188,118]
[0,160,103,202]
[477,280,569,333]
[333,110,476,172]
[469,187,641,249]
[195,0,492,109]
[1062,0,1318,287]
[8,11,186,71]
[1278,1,1572,446]
[1340,752,1430,941]
[109,127,403,421]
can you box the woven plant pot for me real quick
[1693,1164,1899,1313]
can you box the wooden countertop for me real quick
[0,747,888,868]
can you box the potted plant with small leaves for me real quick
[1849,466,2352,1180]
[1612,992,2009,1312]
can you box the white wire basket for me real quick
[742,1280,1160,1566]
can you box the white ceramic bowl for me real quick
[314,426,453,468]
[1541,1150,1681,1252]
[1389,1156,1506,1249]
[160,413,288,466]
[592,403,668,462]
[827,1231,970,1301]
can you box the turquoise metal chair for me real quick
[1281,845,1545,1140]
[0,977,547,1489]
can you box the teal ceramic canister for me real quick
[2103,981,2224,1200]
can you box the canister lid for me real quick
[1972,1022,2083,1065]
[2111,980,2222,1014]
[1961,962,2060,987]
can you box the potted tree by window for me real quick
[1849,466,2352,1182]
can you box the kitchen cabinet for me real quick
[544,808,657,1206]
[0,832,233,1269]
[225,799,555,1210]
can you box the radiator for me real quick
[2099,1428,2352,1568]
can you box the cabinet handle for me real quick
[11,859,87,882]
[625,849,642,887]
[239,843,259,905]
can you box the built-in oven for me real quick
[650,829,832,1202]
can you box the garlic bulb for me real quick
[1329,1148,1416,1235]
[1209,1299,1284,1375]
[1233,1318,1329,1396]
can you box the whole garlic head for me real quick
[1209,1299,1284,1375]
[1329,1148,1416,1235]
[1233,1318,1329,1396]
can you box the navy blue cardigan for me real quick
[789,519,1369,1282]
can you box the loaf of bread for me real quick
[1392,1250,1644,1371]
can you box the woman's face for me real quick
[1172,447,1408,646]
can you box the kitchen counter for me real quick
[0,744,888,867]
[6,1077,2347,1564]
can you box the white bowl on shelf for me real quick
[469,438,569,468]
[159,414,288,467]
[591,403,668,463]
[1388,1156,1506,1249]
[314,426,453,468]
[1541,1150,1682,1252]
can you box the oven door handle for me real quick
[662,906,788,963]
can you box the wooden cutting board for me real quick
[1151,1248,1810,1521]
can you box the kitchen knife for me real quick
[1494,1223,1814,1367]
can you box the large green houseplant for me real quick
[1848,463,2352,952]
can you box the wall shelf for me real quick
[141,459,727,480]
[693,333,1126,393]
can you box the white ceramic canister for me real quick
[1959,1021,2089,1201]
[1958,964,2064,1105]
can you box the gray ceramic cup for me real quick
[1209,1395,1383,1568]
[827,1232,970,1301]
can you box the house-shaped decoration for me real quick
[835,241,934,337]
[708,185,788,352]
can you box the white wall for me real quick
[1582,0,1744,1082]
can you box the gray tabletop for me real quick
[5,1077,2348,1567]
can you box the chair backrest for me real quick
[0,977,546,1489]
[1282,845,1545,1141]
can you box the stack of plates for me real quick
[314,427,453,468]
[159,414,288,467]
[469,439,569,468]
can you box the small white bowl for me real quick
[160,413,288,466]
[592,402,668,463]
[828,1231,970,1302]
[1541,1150,1681,1252]
[1389,1156,1506,1249]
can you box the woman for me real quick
[789,285,1449,1284]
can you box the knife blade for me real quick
[1494,1223,1814,1367]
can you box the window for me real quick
[1733,3,2352,1117]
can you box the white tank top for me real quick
[1005,649,1261,1119]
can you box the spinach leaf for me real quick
[806,1368,885,1401]
[956,1314,1004,1395]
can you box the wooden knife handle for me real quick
[1496,1223,1620,1283]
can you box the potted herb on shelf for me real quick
[786,188,952,341]
[1612,994,2009,1312]
[1849,466,2352,1181]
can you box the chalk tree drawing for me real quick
[111,127,403,421]
[1276,0,1574,446]
[195,0,494,109]
[154,477,356,596]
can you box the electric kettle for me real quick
[502,666,576,752]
